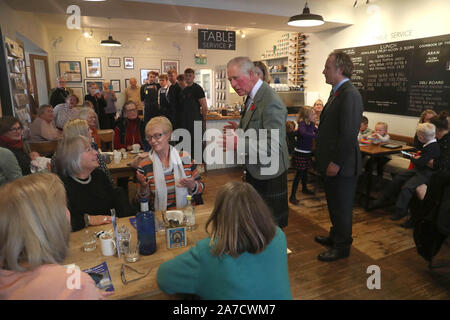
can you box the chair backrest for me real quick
[98,129,114,151]
[28,141,59,156]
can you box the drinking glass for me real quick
[82,230,97,252]
[124,235,140,263]
[117,225,131,255]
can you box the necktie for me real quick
[241,96,253,117]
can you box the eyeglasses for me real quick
[147,132,166,142]
[9,126,22,132]
[120,264,152,285]
[126,108,137,113]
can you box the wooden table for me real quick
[105,152,139,184]
[359,143,415,209]
[64,205,211,300]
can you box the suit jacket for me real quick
[315,81,363,177]
[238,81,290,180]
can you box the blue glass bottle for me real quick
[136,198,157,255]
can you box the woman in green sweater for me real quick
[157,181,292,300]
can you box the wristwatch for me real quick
[84,214,90,227]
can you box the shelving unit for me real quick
[260,32,308,89]
[3,36,31,129]
[214,65,227,109]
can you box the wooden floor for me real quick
[198,167,450,300]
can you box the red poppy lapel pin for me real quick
[250,103,256,111]
[333,91,339,97]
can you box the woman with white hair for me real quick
[0,173,109,299]
[29,104,62,142]
[55,135,132,231]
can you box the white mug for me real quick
[100,234,116,256]
[132,144,140,152]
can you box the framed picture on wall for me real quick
[140,68,160,85]
[85,80,104,95]
[68,87,84,103]
[125,78,131,88]
[58,61,82,82]
[124,57,134,69]
[110,80,121,93]
[85,57,102,78]
[108,57,121,68]
[161,59,179,74]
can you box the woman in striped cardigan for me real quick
[136,116,204,211]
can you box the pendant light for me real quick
[288,1,324,27]
[100,18,121,47]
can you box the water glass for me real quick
[82,230,97,252]
[154,210,166,232]
[124,236,140,263]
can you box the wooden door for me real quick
[29,54,50,106]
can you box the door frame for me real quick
[29,54,51,106]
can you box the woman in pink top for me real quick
[0,173,109,300]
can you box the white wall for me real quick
[248,0,450,136]
[0,1,49,54]
[46,27,248,110]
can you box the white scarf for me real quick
[151,146,188,211]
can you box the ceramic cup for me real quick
[100,233,116,256]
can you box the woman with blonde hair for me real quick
[313,99,324,126]
[0,173,108,299]
[136,116,204,211]
[157,181,292,299]
[77,108,101,147]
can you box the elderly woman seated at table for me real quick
[0,116,40,176]
[51,119,112,185]
[0,173,108,299]
[136,116,204,211]
[29,104,62,142]
[55,135,133,231]
[114,101,149,151]
[77,107,101,147]
[53,94,80,131]
[157,181,292,300]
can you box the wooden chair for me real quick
[98,129,114,151]
[28,141,59,156]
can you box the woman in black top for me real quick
[0,116,35,175]
[55,135,133,231]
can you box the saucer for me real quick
[130,150,140,154]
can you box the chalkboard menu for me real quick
[340,34,449,116]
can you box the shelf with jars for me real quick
[259,32,308,90]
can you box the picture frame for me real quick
[108,57,121,68]
[110,80,121,93]
[85,57,102,78]
[140,68,160,85]
[58,61,82,82]
[161,59,179,74]
[124,57,134,69]
[125,78,131,88]
[85,80,104,95]
[68,87,84,103]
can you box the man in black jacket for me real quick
[49,77,70,107]
[167,69,182,130]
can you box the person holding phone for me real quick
[102,82,117,129]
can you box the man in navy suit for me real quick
[314,51,363,262]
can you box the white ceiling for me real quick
[5,0,363,38]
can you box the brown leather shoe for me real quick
[289,197,299,205]
[314,235,334,247]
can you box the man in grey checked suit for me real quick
[314,50,363,262]
[223,57,290,228]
